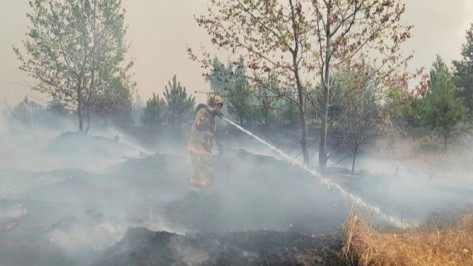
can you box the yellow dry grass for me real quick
[340,211,473,266]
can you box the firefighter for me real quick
[187,94,224,192]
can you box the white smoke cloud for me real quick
[0,201,27,222]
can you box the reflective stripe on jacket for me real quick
[187,145,212,155]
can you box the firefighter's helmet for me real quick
[207,94,224,106]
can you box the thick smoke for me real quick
[0,112,472,265]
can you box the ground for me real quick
[93,227,344,265]
[0,131,472,265]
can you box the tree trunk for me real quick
[294,57,309,165]
[85,1,96,136]
[85,74,95,135]
[298,100,309,165]
[78,97,84,132]
[319,4,332,173]
[444,124,448,152]
[85,104,91,135]
[319,84,329,172]
[289,0,309,165]
[351,142,359,181]
[78,86,84,132]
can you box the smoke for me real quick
[0,199,27,223]
[0,115,184,264]
[0,112,472,265]
[0,108,7,136]
[48,214,126,252]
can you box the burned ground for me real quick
[0,132,472,265]
[93,227,344,266]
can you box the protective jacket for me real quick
[187,105,216,155]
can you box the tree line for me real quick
[10,0,473,174]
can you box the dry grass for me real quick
[340,211,473,266]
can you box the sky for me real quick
[1,0,473,110]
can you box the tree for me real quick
[94,76,134,129]
[423,55,467,152]
[338,69,383,178]
[192,0,313,164]
[206,57,255,126]
[280,96,300,127]
[163,75,195,138]
[131,93,145,127]
[14,0,134,133]
[192,0,413,168]
[206,58,230,96]
[46,97,69,117]
[396,92,425,139]
[141,92,167,133]
[255,86,281,128]
[453,23,473,117]
[9,96,43,130]
[227,57,254,126]
[310,0,413,171]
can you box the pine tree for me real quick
[206,57,256,126]
[227,57,254,126]
[424,55,467,151]
[453,23,473,117]
[141,93,167,133]
[163,76,195,138]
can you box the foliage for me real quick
[453,23,473,117]
[163,75,195,138]
[280,99,300,127]
[330,66,384,175]
[206,57,300,128]
[227,58,255,126]
[191,0,314,164]
[8,97,74,132]
[14,0,134,132]
[423,55,467,151]
[192,0,415,167]
[46,98,69,116]
[94,76,134,130]
[254,89,281,128]
[9,97,43,129]
[206,58,230,96]
[141,92,167,133]
[131,94,144,127]
[310,0,414,171]
[206,57,256,126]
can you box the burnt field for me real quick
[0,132,472,265]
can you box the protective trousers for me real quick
[189,151,213,187]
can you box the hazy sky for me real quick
[1,0,473,110]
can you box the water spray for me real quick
[222,117,417,229]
